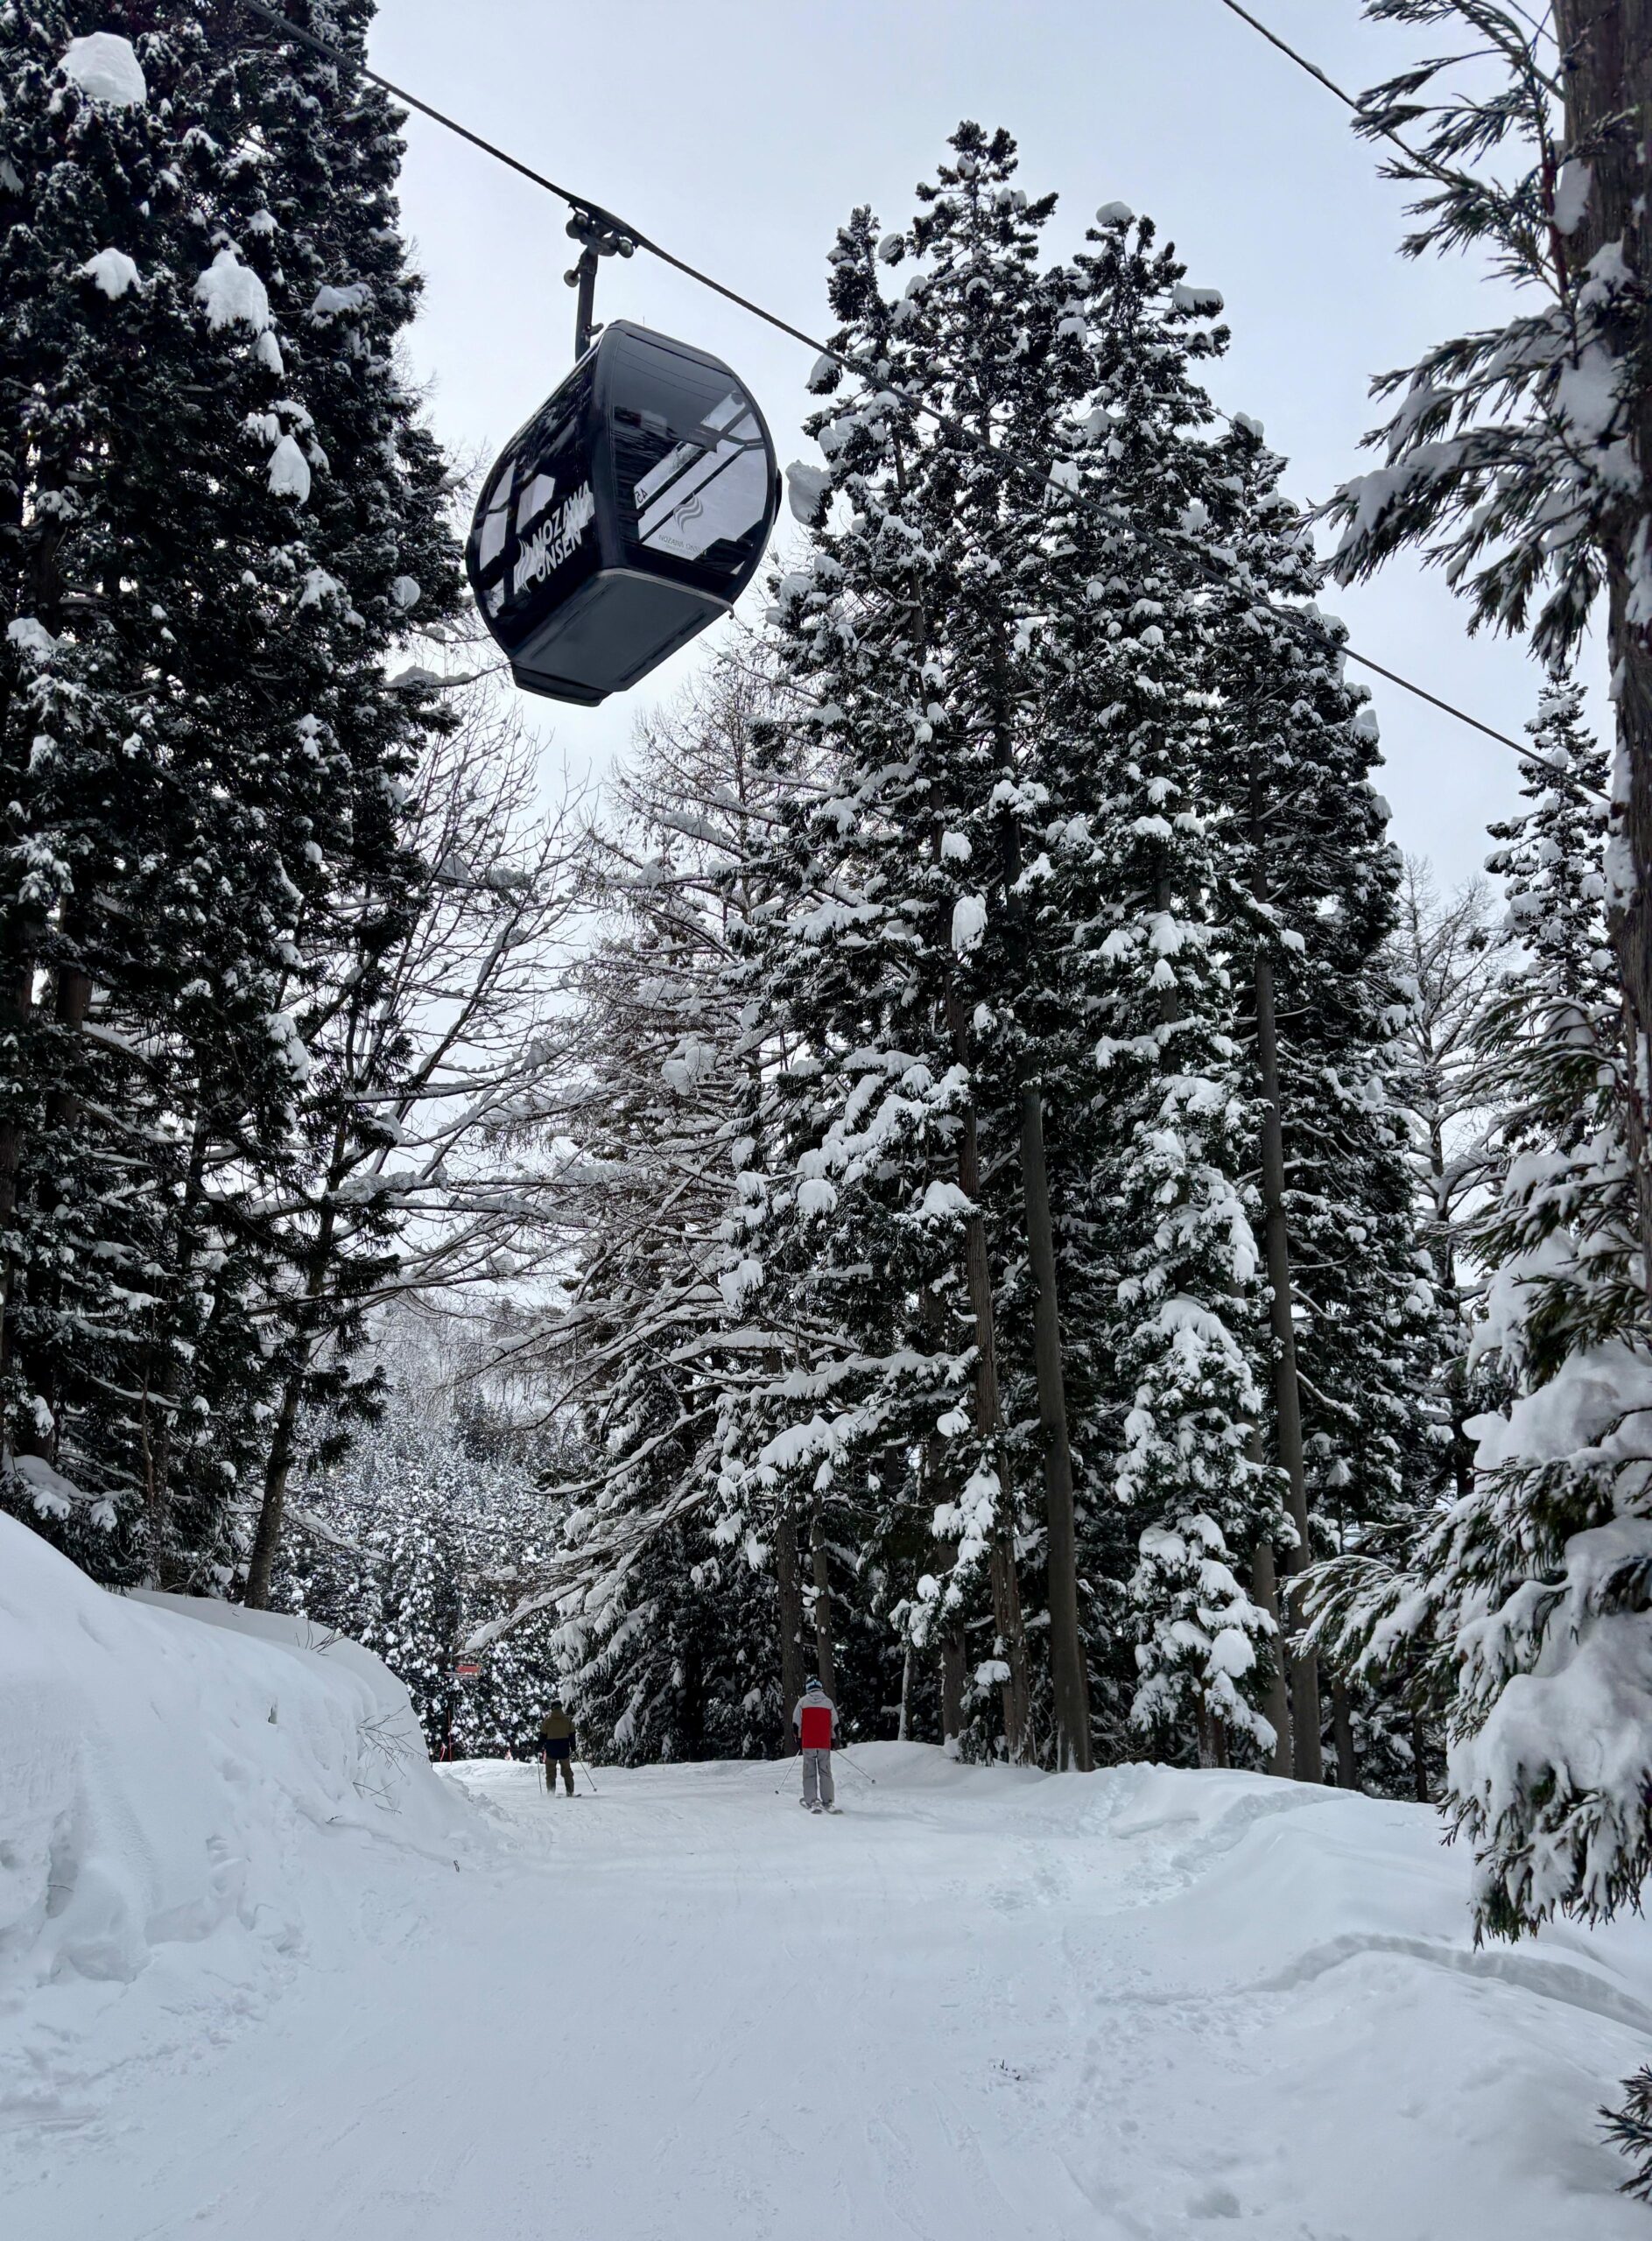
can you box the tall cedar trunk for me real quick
[681,1635,706,1760]
[243,1187,339,1609]
[991,805,1090,1766]
[977,504,1089,1772]
[1554,0,1652,1293]
[989,1529,1033,1759]
[1195,1698,1220,1769]
[0,427,62,1430]
[935,1524,967,1750]
[809,1507,835,1698]
[0,963,33,1419]
[138,1113,214,1590]
[945,980,1034,1758]
[1254,939,1323,1782]
[1159,893,1257,1772]
[901,446,1044,1761]
[919,1286,966,1753]
[775,1510,807,1753]
[243,1364,303,1610]
[1332,1679,1360,1792]
[1250,782,1324,1782]
[244,1076,367,1612]
[1423,1112,1477,1502]
[1016,1083,1093,1769]
[14,959,93,1469]
[941,1612,967,1750]
[1249,1533,1294,1779]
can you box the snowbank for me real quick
[0,1514,468,1995]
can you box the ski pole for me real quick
[578,1759,600,1795]
[838,1749,877,1785]
[775,1738,804,1793]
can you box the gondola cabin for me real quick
[467,321,781,706]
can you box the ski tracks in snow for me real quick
[4,1746,1652,2237]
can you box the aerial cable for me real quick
[1209,0,1481,189]
[1213,0,1566,136]
[235,1,1587,797]
[1210,1,1367,116]
[239,0,622,232]
[1206,0,1603,797]
[236,0,830,356]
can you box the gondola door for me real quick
[468,360,608,706]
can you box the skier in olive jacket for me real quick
[539,1698,576,1795]
[793,1677,838,1813]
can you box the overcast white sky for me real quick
[369,0,1587,893]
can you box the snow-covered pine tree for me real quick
[750,134,1101,1763]
[751,207,1012,1752]
[1034,205,1279,1769]
[0,5,458,1583]
[1474,678,1632,1373]
[1309,679,1652,1942]
[1206,416,1452,1792]
[902,126,1100,1769]
[1325,21,1652,2110]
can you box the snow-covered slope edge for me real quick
[0,1513,473,2000]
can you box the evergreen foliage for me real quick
[1604,2062,1652,2205]
[0,38,1494,1834]
[502,134,1443,1787]
[1319,21,1652,1999]
[277,1352,563,1761]
[0,4,460,1584]
[1308,678,1652,1935]
[747,137,1062,1760]
[1474,680,1634,1374]
[1329,2,1637,664]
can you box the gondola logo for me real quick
[514,481,596,596]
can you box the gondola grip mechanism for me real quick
[565,209,636,357]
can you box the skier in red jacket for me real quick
[793,1677,838,1813]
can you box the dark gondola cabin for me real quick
[467,321,781,706]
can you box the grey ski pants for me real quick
[801,1747,834,1809]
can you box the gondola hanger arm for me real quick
[565,213,636,358]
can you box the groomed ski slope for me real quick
[2,1524,1648,2237]
[8,1727,1652,2236]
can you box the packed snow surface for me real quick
[4,1521,1651,2237]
